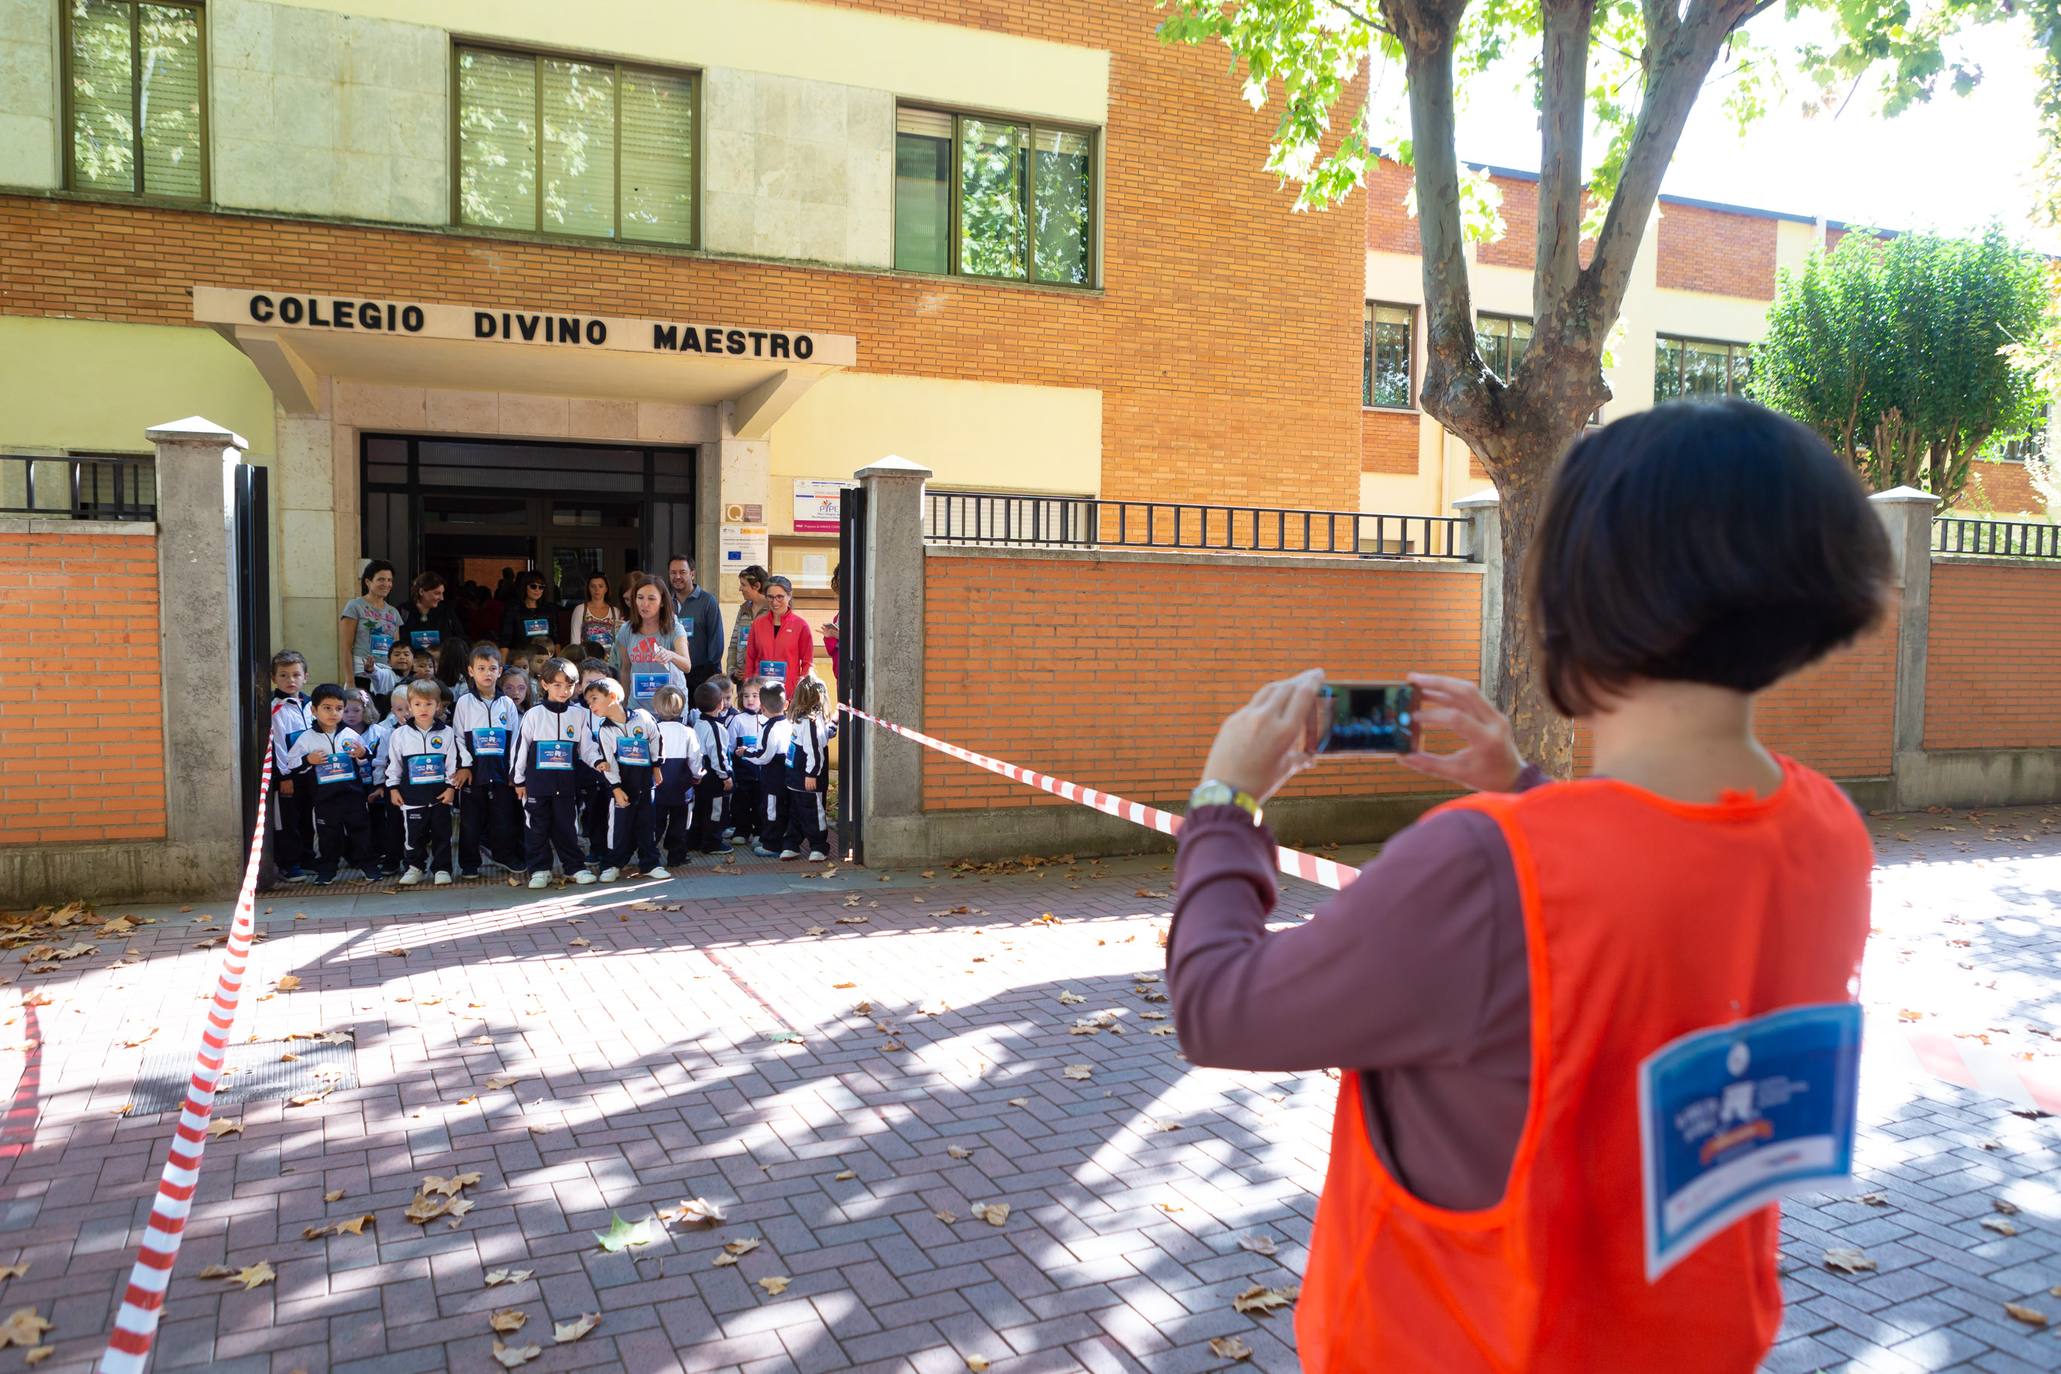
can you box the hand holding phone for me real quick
[1397,673,1527,792]
[1308,681,1421,756]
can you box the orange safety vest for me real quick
[1296,756,1872,1373]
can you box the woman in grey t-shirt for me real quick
[338,559,402,686]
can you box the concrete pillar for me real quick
[147,416,251,866]
[853,456,932,860]
[1871,486,1935,806]
[1453,489,1502,700]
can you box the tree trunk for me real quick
[1490,441,1578,776]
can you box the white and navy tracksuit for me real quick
[692,709,731,850]
[585,709,662,871]
[512,699,592,875]
[751,716,794,852]
[269,690,315,874]
[654,716,704,867]
[725,707,761,841]
[286,723,377,879]
[384,721,460,874]
[785,715,831,854]
[360,715,402,872]
[453,688,523,873]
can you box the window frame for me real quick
[892,102,1101,290]
[449,40,702,250]
[61,0,210,204]
[1362,301,1416,411]
[1654,333,1752,402]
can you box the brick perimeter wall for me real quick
[1361,410,1419,475]
[1925,563,2061,750]
[0,531,166,844]
[1655,202,1777,300]
[1755,607,1899,777]
[920,553,1481,812]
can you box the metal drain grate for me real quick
[127,1038,358,1116]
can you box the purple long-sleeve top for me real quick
[1166,769,1547,1212]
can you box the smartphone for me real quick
[1309,681,1420,756]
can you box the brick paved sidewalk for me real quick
[0,808,2052,1373]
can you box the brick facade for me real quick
[1476,174,1537,270]
[1654,201,1778,299]
[1962,459,2048,515]
[1365,157,1420,255]
[1925,563,2061,750]
[1361,409,1418,474]
[0,530,166,845]
[1755,609,1899,777]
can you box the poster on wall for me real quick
[719,523,770,571]
[792,479,848,534]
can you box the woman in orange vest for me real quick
[1169,400,1891,1373]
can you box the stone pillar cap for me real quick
[146,416,249,450]
[1452,489,1500,510]
[855,455,934,481]
[1869,485,1935,504]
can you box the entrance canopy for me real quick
[194,286,856,439]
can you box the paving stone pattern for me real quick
[0,808,2053,1373]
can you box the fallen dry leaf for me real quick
[423,1171,482,1197]
[970,1202,1010,1227]
[324,1189,345,1203]
[234,1261,276,1291]
[553,1312,601,1343]
[1232,1284,1298,1315]
[934,1210,958,1224]
[0,1266,25,1284]
[404,1193,450,1224]
[833,1170,856,1181]
[1823,1247,1877,1274]
[1982,1216,2019,1236]
[832,981,856,989]
[2004,1302,2048,1327]
[471,1035,494,1046]
[489,1308,527,1333]
[1149,1025,1177,1037]
[757,1275,790,1296]
[121,1028,157,1049]
[491,1340,541,1368]
[0,1308,49,1349]
[1994,1199,2021,1216]
[196,1265,234,1279]
[946,1145,972,1160]
[1062,1064,1093,1081]
[712,1236,761,1266]
[207,1119,243,1138]
[1855,1193,1888,1207]
[484,1268,532,1287]
[276,975,301,991]
[484,1075,523,1091]
[23,1348,49,1367]
[660,1198,725,1227]
[966,1358,990,1373]
[836,915,869,925]
[1210,1335,1255,1362]
[279,1053,299,1063]
[286,1087,333,1107]
[332,1214,373,1236]
[1239,1234,1279,1256]
[568,938,591,948]
[1007,1097,1029,1107]
[383,947,409,958]
[1057,991,1085,1005]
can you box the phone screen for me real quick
[1311,681,1420,755]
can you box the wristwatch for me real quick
[1189,780,1263,825]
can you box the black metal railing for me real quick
[0,453,156,521]
[924,491,1474,560]
[1933,516,2061,560]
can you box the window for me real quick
[1363,304,1414,408]
[65,0,205,200]
[455,46,696,246]
[1655,336,1751,401]
[1997,406,2051,463]
[1477,314,1533,381]
[894,106,1097,287]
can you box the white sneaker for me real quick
[778,850,801,861]
[573,870,597,885]
[528,871,550,890]
[648,866,671,880]
[598,867,621,882]
[398,867,425,886]
[807,851,828,862]
[433,871,452,886]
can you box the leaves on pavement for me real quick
[1238,1234,1278,1256]
[196,1265,234,1279]
[1981,1216,2019,1236]
[1232,1284,1297,1315]
[207,1120,243,1138]
[659,1198,725,1227]
[1062,1064,1093,1080]
[483,1075,523,1091]
[1823,1247,1878,1274]
[0,1309,50,1349]
[970,1203,1010,1227]
[1057,991,1085,1005]
[2004,1302,2049,1327]
[593,1214,657,1253]
[554,1312,601,1343]
[484,1269,532,1287]
[946,1145,972,1160]
[489,1308,526,1333]
[491,1340,541,1367]
[234,1261,276,1291]
[1210,1335,1255,1362]
[275,975,301,991]
[710,1236,761,1267]
[0,1266,25,1284]
[757,1275,790,1296]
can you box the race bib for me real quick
[314,753,355,785]
[405,753,445,786]
[631,671,668,705]
[584,620,612,644]
[617,736,652,767]
[357,755,378,785]
[785,740,802,767]
[409,629,440,653]
[736,729,759,752]
[369,630,394,662]
[759,660,788,683]
[535,739,574,771]
[472,727,507,757]
[522,615,550,640]
[1638,1002,1862,1281]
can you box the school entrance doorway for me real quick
[358,435,697,601]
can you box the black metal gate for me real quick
[836,483,868,865]
[232,463,272,838]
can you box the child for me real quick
[512,657,596,888]
[723,677,760,845]
[581,677,665,880]
[359,687,402,876]
[267,650,315,883]
[435,637,471,690]
[746,681,789,859]
[497,668,530,712]
[691,680,735,854]
[651,685,703,871]
[784,675,833,862]
[385,641,417,687]
[286,683,380,884]
[505,646,531,684]
[384,679,460,885]
[454,642,524,877]
[576,659,617,864]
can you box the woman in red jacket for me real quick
[1170,400,1892,1373]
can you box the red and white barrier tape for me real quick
[837,704,1361,891]
[100,746,275,1374]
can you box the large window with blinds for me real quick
[1654,335,1751,401]
[894,106,1097,287]
[455,45,697,246]
[1363,303,1414,408]
[65,0,205,200]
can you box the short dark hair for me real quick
[535,656,577,686]
[1529,399,1891,719]
[309,682,347,708]
[754,681,786,714]
[359,559,395,595]
[692,680,726,714]
[410,571,445,599]
[667,553,693,570]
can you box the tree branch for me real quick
[1325,0,1397,38]
[1534,0,1593,328]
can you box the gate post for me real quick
[1453,489,1502,703]
[853,456,932,859]
[148,417,251,871]
[1870,485,1935,809]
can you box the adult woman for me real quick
[727,564,769,678]
[498,570,557,651]
[398,571,465,660]
[822,564,842,680]
[1168,402,1889,1372]
[338,559,401,686]
[568,571,623,655]
[743,575,814,688]
[613,575,692,709]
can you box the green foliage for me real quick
[593,1213,658,1253]
[1749,228,2048,502]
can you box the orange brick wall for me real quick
[0,1,1365,510]
[1925,563,2061,750]
[1755,609,1899,777]
[0,531,167,844]
[1361,409,1419,475]
[1655,202,1777,300]
[921,553,1481,811]
[1961,460,2047,515]
[1366,157,1420,255]
[1477,175,1537,270]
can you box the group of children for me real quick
[265,640,836,888]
